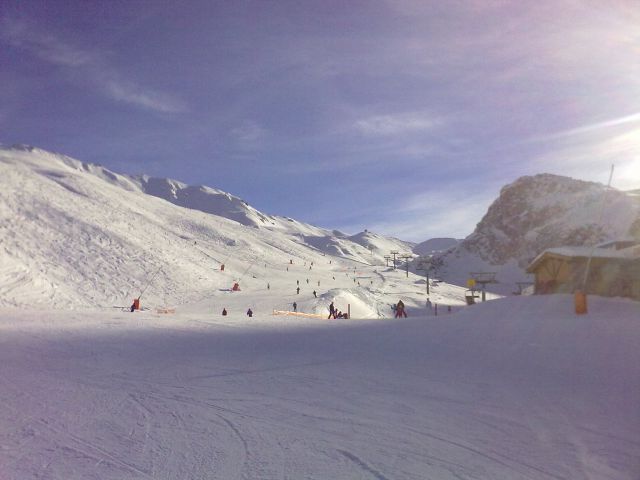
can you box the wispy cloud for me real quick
[105,81,186,114]
[336,183,498,242]
[1,18,187,113]
[354,112,440,136]
[2,21,94,67]
[531,128,640,190]
[230,121,267,144]
[532,112,640,143]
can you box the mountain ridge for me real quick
[0,145,414,308]
[430,173,640,290]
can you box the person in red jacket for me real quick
[395,300,407,318]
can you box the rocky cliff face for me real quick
[432,173,640,287]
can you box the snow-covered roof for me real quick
[527,244,640,272]
[595,238,639,249]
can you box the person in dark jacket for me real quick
[222,308,228,316]
[328,302,335,319]
[246,308,253,317]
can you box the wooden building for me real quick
[526,242,640,300]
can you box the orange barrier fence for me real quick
[156,308,176,314]
[272,310,325,319]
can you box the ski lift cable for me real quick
[238,256,259,282]
[138,265,163,300]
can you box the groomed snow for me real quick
[1,295,638,479]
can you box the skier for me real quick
[426,298,432,309]
[296,287,300,294]
[222,308,228,316]
[395,300,407,318]
[246,308,253,317]
[328,301,336,319]
[313,290,317,298]
[293,302,297,312]
[267,283,270,290]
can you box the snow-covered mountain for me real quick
[413,237,460,256]
[0,145,414,308]
[432,173,640,290]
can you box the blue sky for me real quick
[2,1,639,242]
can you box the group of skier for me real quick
[327,301,348,319]
[221,299,413,319]
[222,307,253,317]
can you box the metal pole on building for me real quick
[577,164,615,314]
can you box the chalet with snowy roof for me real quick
[526,240,640,300]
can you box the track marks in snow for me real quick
[337,449,391,480]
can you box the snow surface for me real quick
[1,295,638,479]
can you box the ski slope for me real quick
[0,145,416,311]
[1,295,638,479]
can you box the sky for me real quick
[1,0,639,242]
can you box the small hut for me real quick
[526,241,640,300]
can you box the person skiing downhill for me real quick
[293,302,297,312]
[395,300,407,318]
[328,301,336,319]
[246,308,253,317]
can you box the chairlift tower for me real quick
[390,250,399,270]
[469,272,497,302]
[400,254,412,278]
[416,257,432,295]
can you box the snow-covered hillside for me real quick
[432,173,640,291]
[413,237,460,255]
[0,145,415,309]
[1,294,638,479]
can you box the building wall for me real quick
[533,257,572,294]
[534,256,640,300]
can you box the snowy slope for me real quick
[413,237,460,255]
[432,174,640,291]
[1,294,638,479]
[0,145,415,309]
